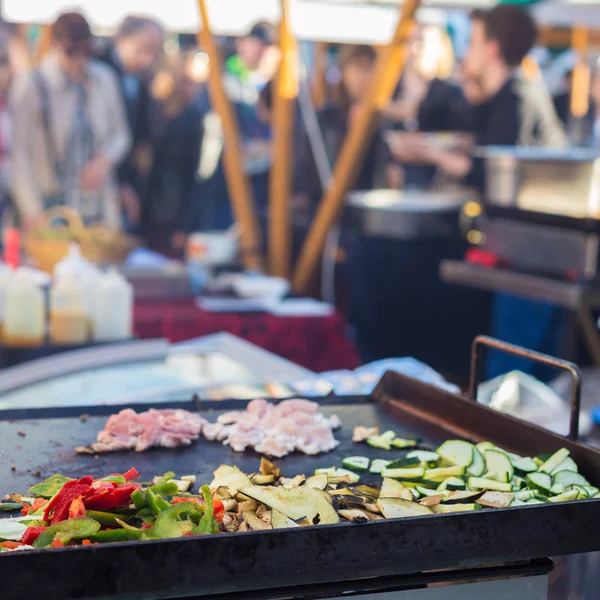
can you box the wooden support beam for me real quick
[312,41,328,108]
[571,25,590,119]
[268,0,298,278]
[196,0,263,271]
[292,0,420,293]
[539,26,600,48]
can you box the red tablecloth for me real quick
[133,300,360,372]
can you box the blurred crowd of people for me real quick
[0,5,597,254]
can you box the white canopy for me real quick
[1,0,491,44]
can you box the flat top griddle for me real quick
[1,338,599,600]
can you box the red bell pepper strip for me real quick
[50,539,64,548]
[83,484,137,510]
[1,541,24,550]
[44,476,93,524]
[22,526,47,546]
[121,467,140,481]
[171,496,225,522]
[68,497,86,519]
[20,497,47,516]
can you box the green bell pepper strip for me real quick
[149,482,179,497]
[131,489,146,509]
[147,489,170,515]
[193,486,220,535]
[99,476,127,485]
[86,510,132,526]
[33,518,100,548]
[89,529,143,543]
[28,475,72,498]
[153,471,176,485]
[154,502,195,539]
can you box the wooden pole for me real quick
[571,25,590,119]
[196,0,263,271]
[268,0,298,278]
[312,41,328,108]
[292,0,420,293]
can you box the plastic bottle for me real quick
[92,268,133,342]
[50,273,89,345]
[3,268,45,346]
[55,243,101,334]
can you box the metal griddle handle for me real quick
[469,335,582,441]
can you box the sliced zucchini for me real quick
[406,450,440,464]
[386,457,421,469]
[510,456,538,474]
[380,478,413,501]
[437,477,466,491]
[314,467,336,476]
[304,474,328,490]
[366,436,391,451]
[548,489,580,503]
[381,467,425,480]
[432,503,479,514]
[416,486,448,498]
[510,499,526,507]
[476,491,514,508]
[476,441,496,453]
[390,438,418,449]
[533,457,544,468]
[514,490,536,501]
[369,459,391,474]
[328,468,361,484]
[549,483,566,496]
[584,486,600,497]
[526,498,545,505]
[436,440,474,468]
[552,471,589,487]
[376,497,433,518]
[342,456,370,472]
[482,471,510,484]
[466,447,486,477]
[467,477,512,492]
[570,485,589,498]
[380,430,397,442]
[424,466,466,481]
[539,448,570,475]
[409,488,420,500]
[550,456,578,475]
[485,449,514,482]
[526,472,552,494]
[512,476,526,490]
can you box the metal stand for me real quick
[440,260,600,365]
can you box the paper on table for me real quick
[263,299,335,317]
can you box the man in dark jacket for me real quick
[98,17,164,232]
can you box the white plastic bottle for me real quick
[92,268,133,342]
[4,268,45,346]
[50,273,89,345]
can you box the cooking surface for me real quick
[0,401,433,495]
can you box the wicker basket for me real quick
[23,207,137,273]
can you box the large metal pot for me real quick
[344,187,474,240]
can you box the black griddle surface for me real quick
[0,403,430,496]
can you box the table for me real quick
[133,299,361,372]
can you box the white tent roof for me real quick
[1,0,491,44]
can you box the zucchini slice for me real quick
[381,467,425,480]
[406,450,440,464]
[437,477,466,491]
[476,441,496,454]
[466,447,486,477]
[526,498,545,505]
[424,466,466,481]
[539,448,570,475]
[376,497,433,518]
[514,490,536,501]
[369,459,391,474]
[548,489,580,503]
[467,477,512,492]
[526,472,552,494]
[552,471,589,487]
[550,456,578,475]
[390,438,418,449]
[380,478,413,501]
[510,456,538,474]
[416,486,448,498]
[432,503,479,514]
[327,468,361,484]
[342,456,370,472]
[386,457,421,469]
[436,440,474,468]
[485,449,514,482]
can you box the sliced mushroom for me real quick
[221,513,240,532]
[283,475,305,489]
[260,457,281,478]
[222,499,238,512]
[242,511,272,531]
[252,474,277,485]
[238,499,258,512]
[238,520,249,532]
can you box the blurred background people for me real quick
[0,32,13,230]
[11,13,130,229]
[293,44,387,214]
[145,54,203,254]
[98,16,164,232]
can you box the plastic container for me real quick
[0,264,12,338]
[3,268,45,346]
[50,273,89,345]
[91,268,133,342]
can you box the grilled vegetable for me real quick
[466,448,486,477]
[369,459,391,474]
[28,475,72,499]
[436,440,474,468]
[376,498,433,518]
[432,503,479,513]
[240,486,340,525]
[271,509,299,529]
[475,492,514,508]
[304,474,328,490]
[33,518,100,548]
[380,478,413,501]
[539,448,570,474]
[342,457,370,471]
[406,450,440,464]
[210,465,252,495]
[381,467,425,480]
[484,450,514,482]
[526,473,552,494]
[467,477,512,492]
[552,471,589,487]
